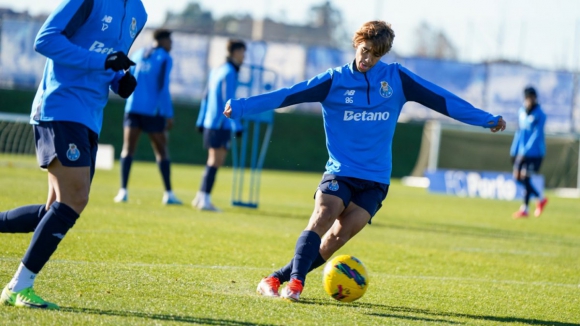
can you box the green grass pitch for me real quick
[0,155,579,325]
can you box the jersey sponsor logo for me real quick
[343,90,356,96]
[130,17,138,38]
[379,81,393,98]
[328,180,340,191]
[102,15,113,23]
[343,110,390,122]
[66,143,80,161]
[89,41,115,54]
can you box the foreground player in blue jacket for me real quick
[225,21,506,302]
[0,0,146,309]
[114,29,182,205]
[194,39,245,211]
[510,87,548,218]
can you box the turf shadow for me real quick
[60,306,278,326]
[300,299,579,325]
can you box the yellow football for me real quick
[322,255,369,302]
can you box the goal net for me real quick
[0,112,35,156]
[412,121,580,189]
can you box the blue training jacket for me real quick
[30,0,147,135]
[197,61,243,131]
[124,47,173,118]
[510,105,546,158]
[229,60,502,184]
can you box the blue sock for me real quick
[200,166,218,194]
[21,202,79,274]
[290,230,322,285]
[120,155,133,189]
[158,159,172,191]
[271,252,326,283]
[0,205,46,233]
[523,177,539,206]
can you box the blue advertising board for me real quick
[425,169,544,201]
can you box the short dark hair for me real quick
[524,86,537,98]
[227,39,246,55]
[153,29,172,41]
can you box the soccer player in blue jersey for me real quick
[194,39,245,211]
[224,21,506,302]
[510,86,548,218]
[114,29,182,205]
[0,0,146,309]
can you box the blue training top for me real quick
[30,0,147,135]
[228,60,501,185]
[197,60,243,131]
[510,105,546,158]
[124,47,173,118]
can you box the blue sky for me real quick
[1,0,578,71]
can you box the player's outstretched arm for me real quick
[398,65,505,132]
[224,70,333,120]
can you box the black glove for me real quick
[117,73,137,99]
[235,130,243,138]
[197,126,204,134]
[105,52,135,71]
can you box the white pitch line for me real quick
[373,273,579,289]
[0,257,577,289]
[452,247,557,257]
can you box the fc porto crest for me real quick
[130,17,137,38]
[379,81,393,98]
[66,143,80,161]
[328,180,340,191]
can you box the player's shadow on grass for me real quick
[60,306,278,326]
[300,299,578,326]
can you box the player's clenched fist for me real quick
[223,103,232,118]
[117,72,137,99]
[490,117,507,133]
[105,52,136,71]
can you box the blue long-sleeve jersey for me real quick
[229,61,501,184]
[124,47,173,118]
[510,105,546,158]
[197,61,242,131]
[30,0,147,135]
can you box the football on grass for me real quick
[322,255,369,302]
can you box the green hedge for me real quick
[0,88,423,177]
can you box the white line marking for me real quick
[0,257,577,289]
[452,247,557,257]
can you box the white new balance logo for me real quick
[343,90,356,96]
[102,15,113,23]
[343,110,390,121]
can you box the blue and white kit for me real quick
[229,60,502,185]
[30,0,148,135]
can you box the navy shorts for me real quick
[33,121,98,182]
[513,156,543,175]
[124,112,166,133]
[203,128,232,149]
[316,174,389,222]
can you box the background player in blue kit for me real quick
[510,87,548,219]
[114,29,182,205]
[224,21,506,302]
[0,0,146,309]
[194,39,245,211]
